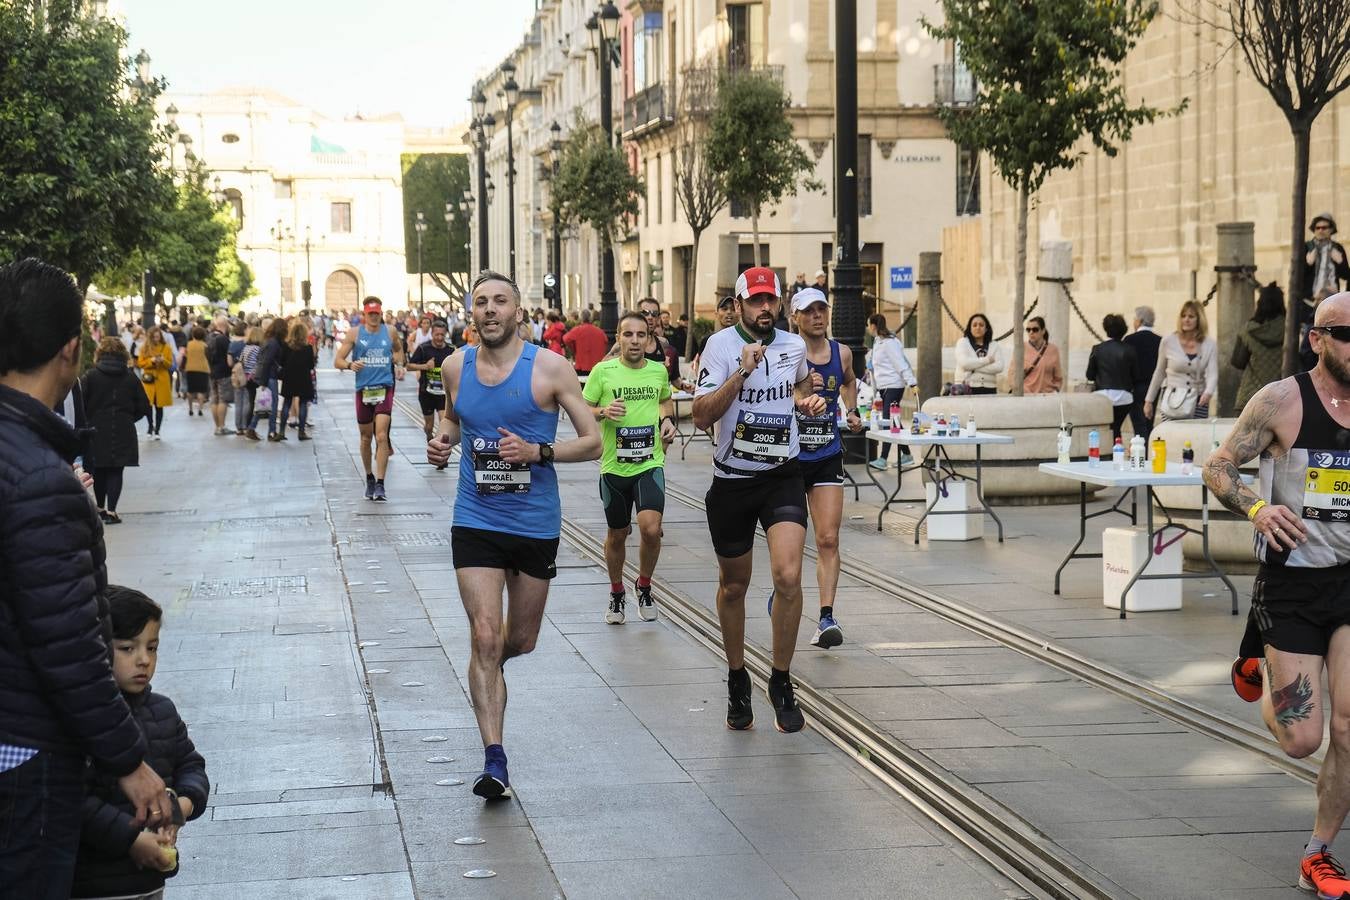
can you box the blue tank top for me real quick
[354,325,395,390]
[453,343,561,538]
[797,340,844,462]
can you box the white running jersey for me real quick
[695,325,809,479]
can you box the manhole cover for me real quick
[191,575,308,598]
[846,519,918,537]
[215,515,311,530]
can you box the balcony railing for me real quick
[680,63,785,115]
[933,63,976,106]
[622,83,674,139]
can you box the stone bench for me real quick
[917,393,1114,504]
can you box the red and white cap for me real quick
[735,266,780,300]
[363,298,383,313]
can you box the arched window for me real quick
[223,188,244,226]
[324,269,359,311]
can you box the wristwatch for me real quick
[537,442,555,465]
[734,366,753,381]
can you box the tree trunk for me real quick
[1283,122,1312,377]
[751,204,762,268]
[1011,183,1029,396]
[686,230,701,359]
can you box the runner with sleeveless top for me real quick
[583,311,678,624]
[692,267,827,733]
[335,297,405,500]
[406,318,454,444]
[1205,292,1350,900]
[426,271,600,800]
[782,287,863,648]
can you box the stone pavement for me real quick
[101,358,1325,898]
[105,368,1023,899]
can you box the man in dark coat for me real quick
[0,258,172,898]
[1124,304,1161,440]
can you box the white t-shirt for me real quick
[695,325,809,479]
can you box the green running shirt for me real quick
[583,357,673,476]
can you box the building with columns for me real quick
[473,0,978,321]
[161,88,409,316]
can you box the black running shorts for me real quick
[418,391,445,417]
[1241,563,1350,658]
[799,453,844,490]
[451,525,559,580]
[704,461,808,558]
[599,469,666,530]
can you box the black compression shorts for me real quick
[799,453,844,489]
[418,391,445,417]
[1240,563,1350,658]
[704,461,807,558]
[451,525,559,580]
[599,469,666,530]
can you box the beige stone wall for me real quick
[980,10,1349,372]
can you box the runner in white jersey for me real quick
[692,267,826,733]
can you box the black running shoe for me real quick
[768,675,805,733]
[727,669,754,731]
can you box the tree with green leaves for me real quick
[402,152,472,304]
[0,0,173,291]
[924,0,1180,394]
[202,211,254,308]
[672,70,729,357]
[706,71,820,268]
[552,118,644,305]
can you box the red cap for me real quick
[736,267,780,300]
[363,298,383,313]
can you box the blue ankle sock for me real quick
[485,743,506,764]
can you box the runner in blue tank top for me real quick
[790,288,862,649]
[335,297,405,500]
[426,271,600,801]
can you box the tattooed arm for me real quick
[1202,379,1307,551]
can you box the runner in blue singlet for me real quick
[426,270,600,801]
[790,288,862,649]
[335,296,405,500]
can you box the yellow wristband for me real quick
[1247,500,1267,522]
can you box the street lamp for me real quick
[500,61,519,281]
[590,3,621,338]
[486,176,496,206]
[832,0,865,382]
[211,175,224,205]
[415,210,428,314]
[135,49,151,87]
[549,121,563,311]
[176,132,192,170]
[444,202,456,296]
[302,225,315,307]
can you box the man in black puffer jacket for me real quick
[0,259,174,899]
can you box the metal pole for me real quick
[598,35,618,340]
[506,109,516,282]
[141,268,156,328]
[417,230,425,314]
[476,134,490,272]
[831,0,865,380]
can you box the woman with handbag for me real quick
[953,313,1003,395]
[135,326,174,438]
[246,318,288,442]
[1010,316,1063,393]
[1234,283,1286,413]
[1144,299,1218,423]
[276,320,316,441]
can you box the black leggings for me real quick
[148,406,164,433]
[1110,404,1132,443]
[92,467,124,512]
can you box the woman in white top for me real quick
[867,314,917,468]
[1143,299,1218,423]
[953,313,1003,394]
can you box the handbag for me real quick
[1231,338,1250,370]
[255,386,274,413]
[230,361,246,389]
[140,371,156,385]
[1159,383,1197,420]
[943,381,972,396]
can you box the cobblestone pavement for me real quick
[105,362,1309,898]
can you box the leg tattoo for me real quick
[1272,673,1315,727]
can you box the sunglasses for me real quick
[1313,325,1350,342]
[1025,326,1041,333]
[640,310,658,318]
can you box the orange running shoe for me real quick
[1231,657,1263,703]
[1301,850,1350,899]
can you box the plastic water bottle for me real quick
[871,398,882,431]
[1056,426,1072,464]
[935,415,947,437]
[1129,434,1146,470]
[889,401,901,434]
[1181,440,1195,476]
[1151,435,1167,474]
[950,414,961,436]
[964,415,976,437]
[911,412,920,435]
[1112,437,1125,470]
[1087,430,1101,468]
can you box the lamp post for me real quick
[500,62,519,281]
[415,210,428,314]
[270,220,294,312]
[832,0,865,382]
[549,120,563,311]
[444,202,456,307]
[302,225,314,307]
[470,88,493,272]
[134,50,155,327]
[588,1,621,339]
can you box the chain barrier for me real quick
[1054,279,1104,343]
[895,301,918,332]
[993,296,1040,342]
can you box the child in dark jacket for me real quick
[70,586,209,899]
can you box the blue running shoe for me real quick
[810,615,844,649]
[372,482,387,502]
[767,588,775,616]
[473,750,512,800]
